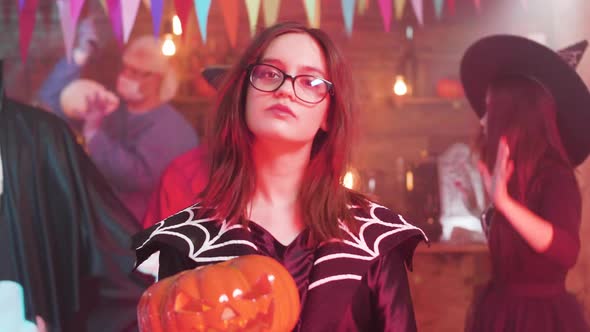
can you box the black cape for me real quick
[0,73,146,330]
[134,202,428,331]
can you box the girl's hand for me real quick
[36,316,47,332]
[478,137,514,208]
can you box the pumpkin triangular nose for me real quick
[221,307,237,320]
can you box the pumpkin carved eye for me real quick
[137,255,301,332]
[174,292,213,313]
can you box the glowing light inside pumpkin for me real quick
[219,294,229,303]
[172,15,182,35]
[162,35,176,57]
[221,307,237,320]
[232,289,243,298]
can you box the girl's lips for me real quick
[266,103,296,118]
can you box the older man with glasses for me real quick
[37,19,199,225]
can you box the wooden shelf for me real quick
[415,241,489,254]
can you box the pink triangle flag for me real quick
[70,0,85,27]
[174,0,193,40]
[474,0,481,13]
[121,0,141,43]
[57,0,76,62]
[19,0,39,63]
[410,0,422,25]
[378,0,392,32]
[107,0,124,46]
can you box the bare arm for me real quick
[480,138,581,267]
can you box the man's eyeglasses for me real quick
[247,63,334,104]
[120,64,157,80]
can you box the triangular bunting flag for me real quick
[107,0,124,46]
[448,0,455,16]
[121,0,141,43]
[245,0,261,37]
[410,0,423,25]
[2,1,15,27]
[358,0,369,15]
[70,0,85,27]
[394,0,406,20]
[433,0,443,20]
[220,0,239,48]
[99,0,108,14]
[262,0,280,27]
[303,0,320,28]
[174,0,193,39]
[150,0,163,37]
[40,0,54,28]
[378,0,392,32]
[474,0,481,13]
[18,0,25,13]
[57,0,76,62]
[194,0,211,43]
[143,0,151,9]
[342,0,355,36]
[19,0,39,63]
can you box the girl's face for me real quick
[245,32,330,147]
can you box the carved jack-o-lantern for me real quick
[436,78,464,99]
[137,255,300,332]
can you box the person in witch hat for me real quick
[461,35,590,331]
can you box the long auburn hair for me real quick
[198,22,367,244]
[481,75,571,202]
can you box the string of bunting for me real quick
[11,0,529,62]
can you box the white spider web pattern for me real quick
[308,202,427,290]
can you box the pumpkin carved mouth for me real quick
[138,255,300,332]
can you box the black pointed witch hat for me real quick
[461,35,590,165]
[201,65,230,89]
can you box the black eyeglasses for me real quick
[247,63,334,104]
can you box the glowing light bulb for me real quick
[172,15,182,35]
[343,171,355,189]
[162,36,176,56]
[405,170,414,192]
[393,75,408,96]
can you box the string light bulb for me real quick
[162,35,176,56]
[405,170,414,192]
[342,168,362,190]
[343,171,355,189]
[172,15,183,35]
[393,75,408,96]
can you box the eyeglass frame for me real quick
[246,63,335,104]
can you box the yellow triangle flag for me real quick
[358,0,369,15]
[245,0,261,36]
[303,0,320,28]
[394,0,406,20]
[262,0,281,27]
